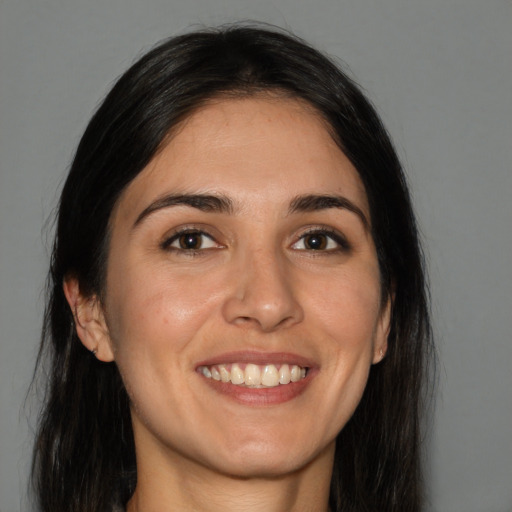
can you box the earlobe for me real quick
[63,277,115,362]
[372,293,392,364]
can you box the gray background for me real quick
[1,0,511,511]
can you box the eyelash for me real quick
[292,228,351,253]
[161,227,221,255]
[160,226,350,256]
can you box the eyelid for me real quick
[291,226,351,252]
[160,225,224,252]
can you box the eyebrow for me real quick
[133,192,369,230]
[133,193,235,227]
[289,194,369,229]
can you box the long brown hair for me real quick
[31,24,434,511]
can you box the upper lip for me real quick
[195,351,316,369]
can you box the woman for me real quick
[31,24,433,512]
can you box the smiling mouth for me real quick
[197,363,307,388]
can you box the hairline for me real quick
[95,88,358,300]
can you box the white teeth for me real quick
[261,364,279,387]
[290,365,301,382]
[199,363,307,387]
[279,364,291,384]
[230,363,245,385]
[244,364,261,386]
[219,365,230,383]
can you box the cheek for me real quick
[308,266,383,346]
[310,273,382,427]
[105,263,224,364]
[104,273,213,413]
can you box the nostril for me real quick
[231,316,260,328]
[221,283,304,332]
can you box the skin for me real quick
[65,96,390,512]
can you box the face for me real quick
[73,97,389,479]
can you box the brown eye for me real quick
[291,229,350,252]
[164,230,218,251]
[303,233,328,250]
[178,233,202,250]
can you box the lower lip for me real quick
[200,371,315,406]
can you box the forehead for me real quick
[113,96,369,222]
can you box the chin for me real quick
[201,435,332,479]
[210,455,307,479]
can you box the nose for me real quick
[221,248,304,332]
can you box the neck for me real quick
[127,440,334,512]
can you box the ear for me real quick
[63,277,115,362]
[372,293,392,365]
